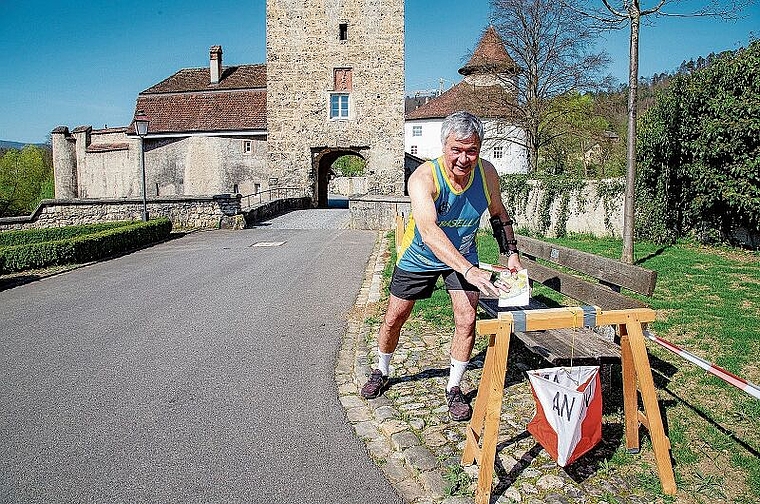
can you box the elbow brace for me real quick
[490,216,517,255]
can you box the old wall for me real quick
[266,0,406,199]
[52,127,268,200]
[0,196,245,231]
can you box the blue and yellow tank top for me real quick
[396,156,491,272]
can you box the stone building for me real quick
[53,46,269,201]
[404,26,529,175]
[53,0,405,208]
[266,0,405,207]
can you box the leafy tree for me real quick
[0,145,54,217]
[540,92,625,177]
[489,0,612,173]
[573,0,749,262]
[332,154,366,177]
[636,39,760,245]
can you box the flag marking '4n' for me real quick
[527,366,603,467]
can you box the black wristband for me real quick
[506,249,519,257]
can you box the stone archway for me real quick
[311,147,367,208]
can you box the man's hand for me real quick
[465,267,511,297]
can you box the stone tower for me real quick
[266,0,405,206]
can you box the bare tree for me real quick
[573,0,751,263]
[489,0,612,172]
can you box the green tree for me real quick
[490,0,612,173]
[332,154,365,177]
[636,39,760,245]
[0,145,54,217]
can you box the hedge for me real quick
[0,221,133,248]
[0,218,172,274]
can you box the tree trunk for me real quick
[621,6,640,264]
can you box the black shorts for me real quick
[389,265,478,300]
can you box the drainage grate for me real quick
[250,241,286,247]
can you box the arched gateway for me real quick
[312,147,367,208]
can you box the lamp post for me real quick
[134,110,149,221]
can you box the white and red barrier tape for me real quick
[643,330,760,401]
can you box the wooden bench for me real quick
[478,234,658,366]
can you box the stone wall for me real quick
[331,176,368,197]
[0,195,245,232]
[507,179,624,237]
[266,0,406,198]
[51,126,269,200]
[349,195,411,230]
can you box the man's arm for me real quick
[482,160,522,271]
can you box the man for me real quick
[361,111,522,421]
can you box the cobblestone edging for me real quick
[336,234,658,504]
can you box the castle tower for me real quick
[266,0,405,206]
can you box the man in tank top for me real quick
[361,111,522,421]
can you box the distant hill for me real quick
[0,140,48,150]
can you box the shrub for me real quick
[0,221,133,248]
[0,218,172,274]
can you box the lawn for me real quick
[390,231,760,503]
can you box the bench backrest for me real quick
[512,235,658,310]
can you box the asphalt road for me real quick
[0,208,403,503]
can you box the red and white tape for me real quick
[643,330,760,401]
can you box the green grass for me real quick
[386,230,760,502]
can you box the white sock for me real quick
[447,357,469,392]
[378,351,393,376]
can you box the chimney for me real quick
[210,45,223,84]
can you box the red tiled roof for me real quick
[143,64,266,93]
[128,63,267,134]
[131,89,266,134]
[87,143,129,152]
[459,26,517,76]
[405,81,515,120]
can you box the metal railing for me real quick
[240,187,304,209]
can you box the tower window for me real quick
[411,145,418,155]
[339,23,348,41]
[493,146,503,159]
[412,125,422,137]
[330,93,349,119]
[242,140,252,154]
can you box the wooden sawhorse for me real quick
[461,307,676,504]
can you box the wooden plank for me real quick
[624,316,677,495]
[477,307,657,335]
[518,256,648,310]
[475,319,512,504]
[515,234,658,296]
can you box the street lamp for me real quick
[134,110,149,221]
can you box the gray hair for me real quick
[440,111,484,145]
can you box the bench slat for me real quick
[518,256,648,310]
[517,235,658,296]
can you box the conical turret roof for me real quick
[458,26,517,76]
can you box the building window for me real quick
[254,183,261,195]
[242,140,252,154]
[411,145,418,155]
[233,184,239,194]
[493,146,503,159]
[339,23,348,41]
[412,125,422,137]
[330,93,349,119]
[496,122,505,135]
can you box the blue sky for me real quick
[0,1,757,144]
